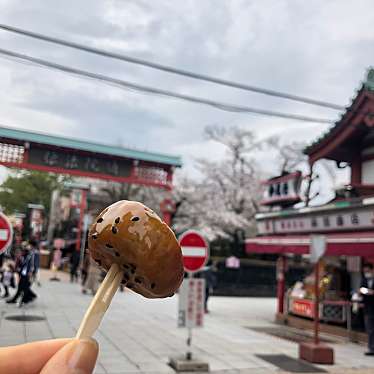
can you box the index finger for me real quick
[0,338,71,374]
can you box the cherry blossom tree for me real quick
[172,125,265,255]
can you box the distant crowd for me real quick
[0,240,40,306]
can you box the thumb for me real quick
[41,338,98,374]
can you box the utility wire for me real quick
[0,23,345,111]
[0,47,334,124]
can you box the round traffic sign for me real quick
[0,212,13,255]
[179,230,209,273]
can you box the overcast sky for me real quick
[0,0,373,179]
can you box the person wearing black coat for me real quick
[6,246,37,305]
[360,263,374,355]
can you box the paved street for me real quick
[1,270,374,374]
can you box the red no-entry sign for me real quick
[0,212,13,255]
[179,230,209,273]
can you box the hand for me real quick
[360,287,374,295]
[0,338,98,374]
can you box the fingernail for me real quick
[67,338,98,373]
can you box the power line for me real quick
[0,47,335,124]
[0,23,345,111]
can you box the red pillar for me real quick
[314,260,320,345]
[276,256,286,315]
[161,167,175,225]
[160,198,175,227]
[75,189,87,251]
[351,156,362,185]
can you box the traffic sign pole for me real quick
[186,272,193,361]
[180,229,209,360]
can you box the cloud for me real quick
[0,0,372,183]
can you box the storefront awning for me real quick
[246,232,374,257]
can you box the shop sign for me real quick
[29,144,132,178]
[258,207,374,235]
[178,278,205,328]
[290,299,315,318]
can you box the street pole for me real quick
[47,189,60,244]
[277,256,286,315]
[314,260,320,345]
[299,235,333,364]
[186,272,193,361]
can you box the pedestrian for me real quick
[0,262,15,298]
[360,263,374,355]
[70,248,80,283]
[6,245,37,306]
[201,262,217,313]
[81,248,90,287]
[50,246,62,281]
[29,239,41,286]
[82,256,101,295]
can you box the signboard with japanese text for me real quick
[28,145,132,178]
[257,206,374,235]
[290,298,316,319]
[178,278,205,328]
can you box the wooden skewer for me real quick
[76,263,124,339]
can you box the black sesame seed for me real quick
[97,217,103,223]
[123,273,130,281]
[129,263,137,270]
[105,243,113,248]
[131,216,140,222]
[115,217,120,224]
[130,269,135,274]
[114,251,120,257]
[135,277,142,284]
[112,226,118,234]
[92,234,98,239]
[151,283,156,289]
[121,279,127,285]
[122,264,130,270]
[127,283,134,289]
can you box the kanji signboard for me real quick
[178,278,205,328]
[0,212,13,255]
[179,230,209,273]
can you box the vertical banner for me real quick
[178,278,205,328]
[310,235,326,263]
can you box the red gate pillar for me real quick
[276,255,286,316]
[160,198,175,227]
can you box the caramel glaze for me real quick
[88,200,184,299]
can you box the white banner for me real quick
[310,235,326,263]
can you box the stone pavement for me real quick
[1,270,374,374]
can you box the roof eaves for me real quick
[0,125,182,167]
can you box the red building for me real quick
[246,69,374,335]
